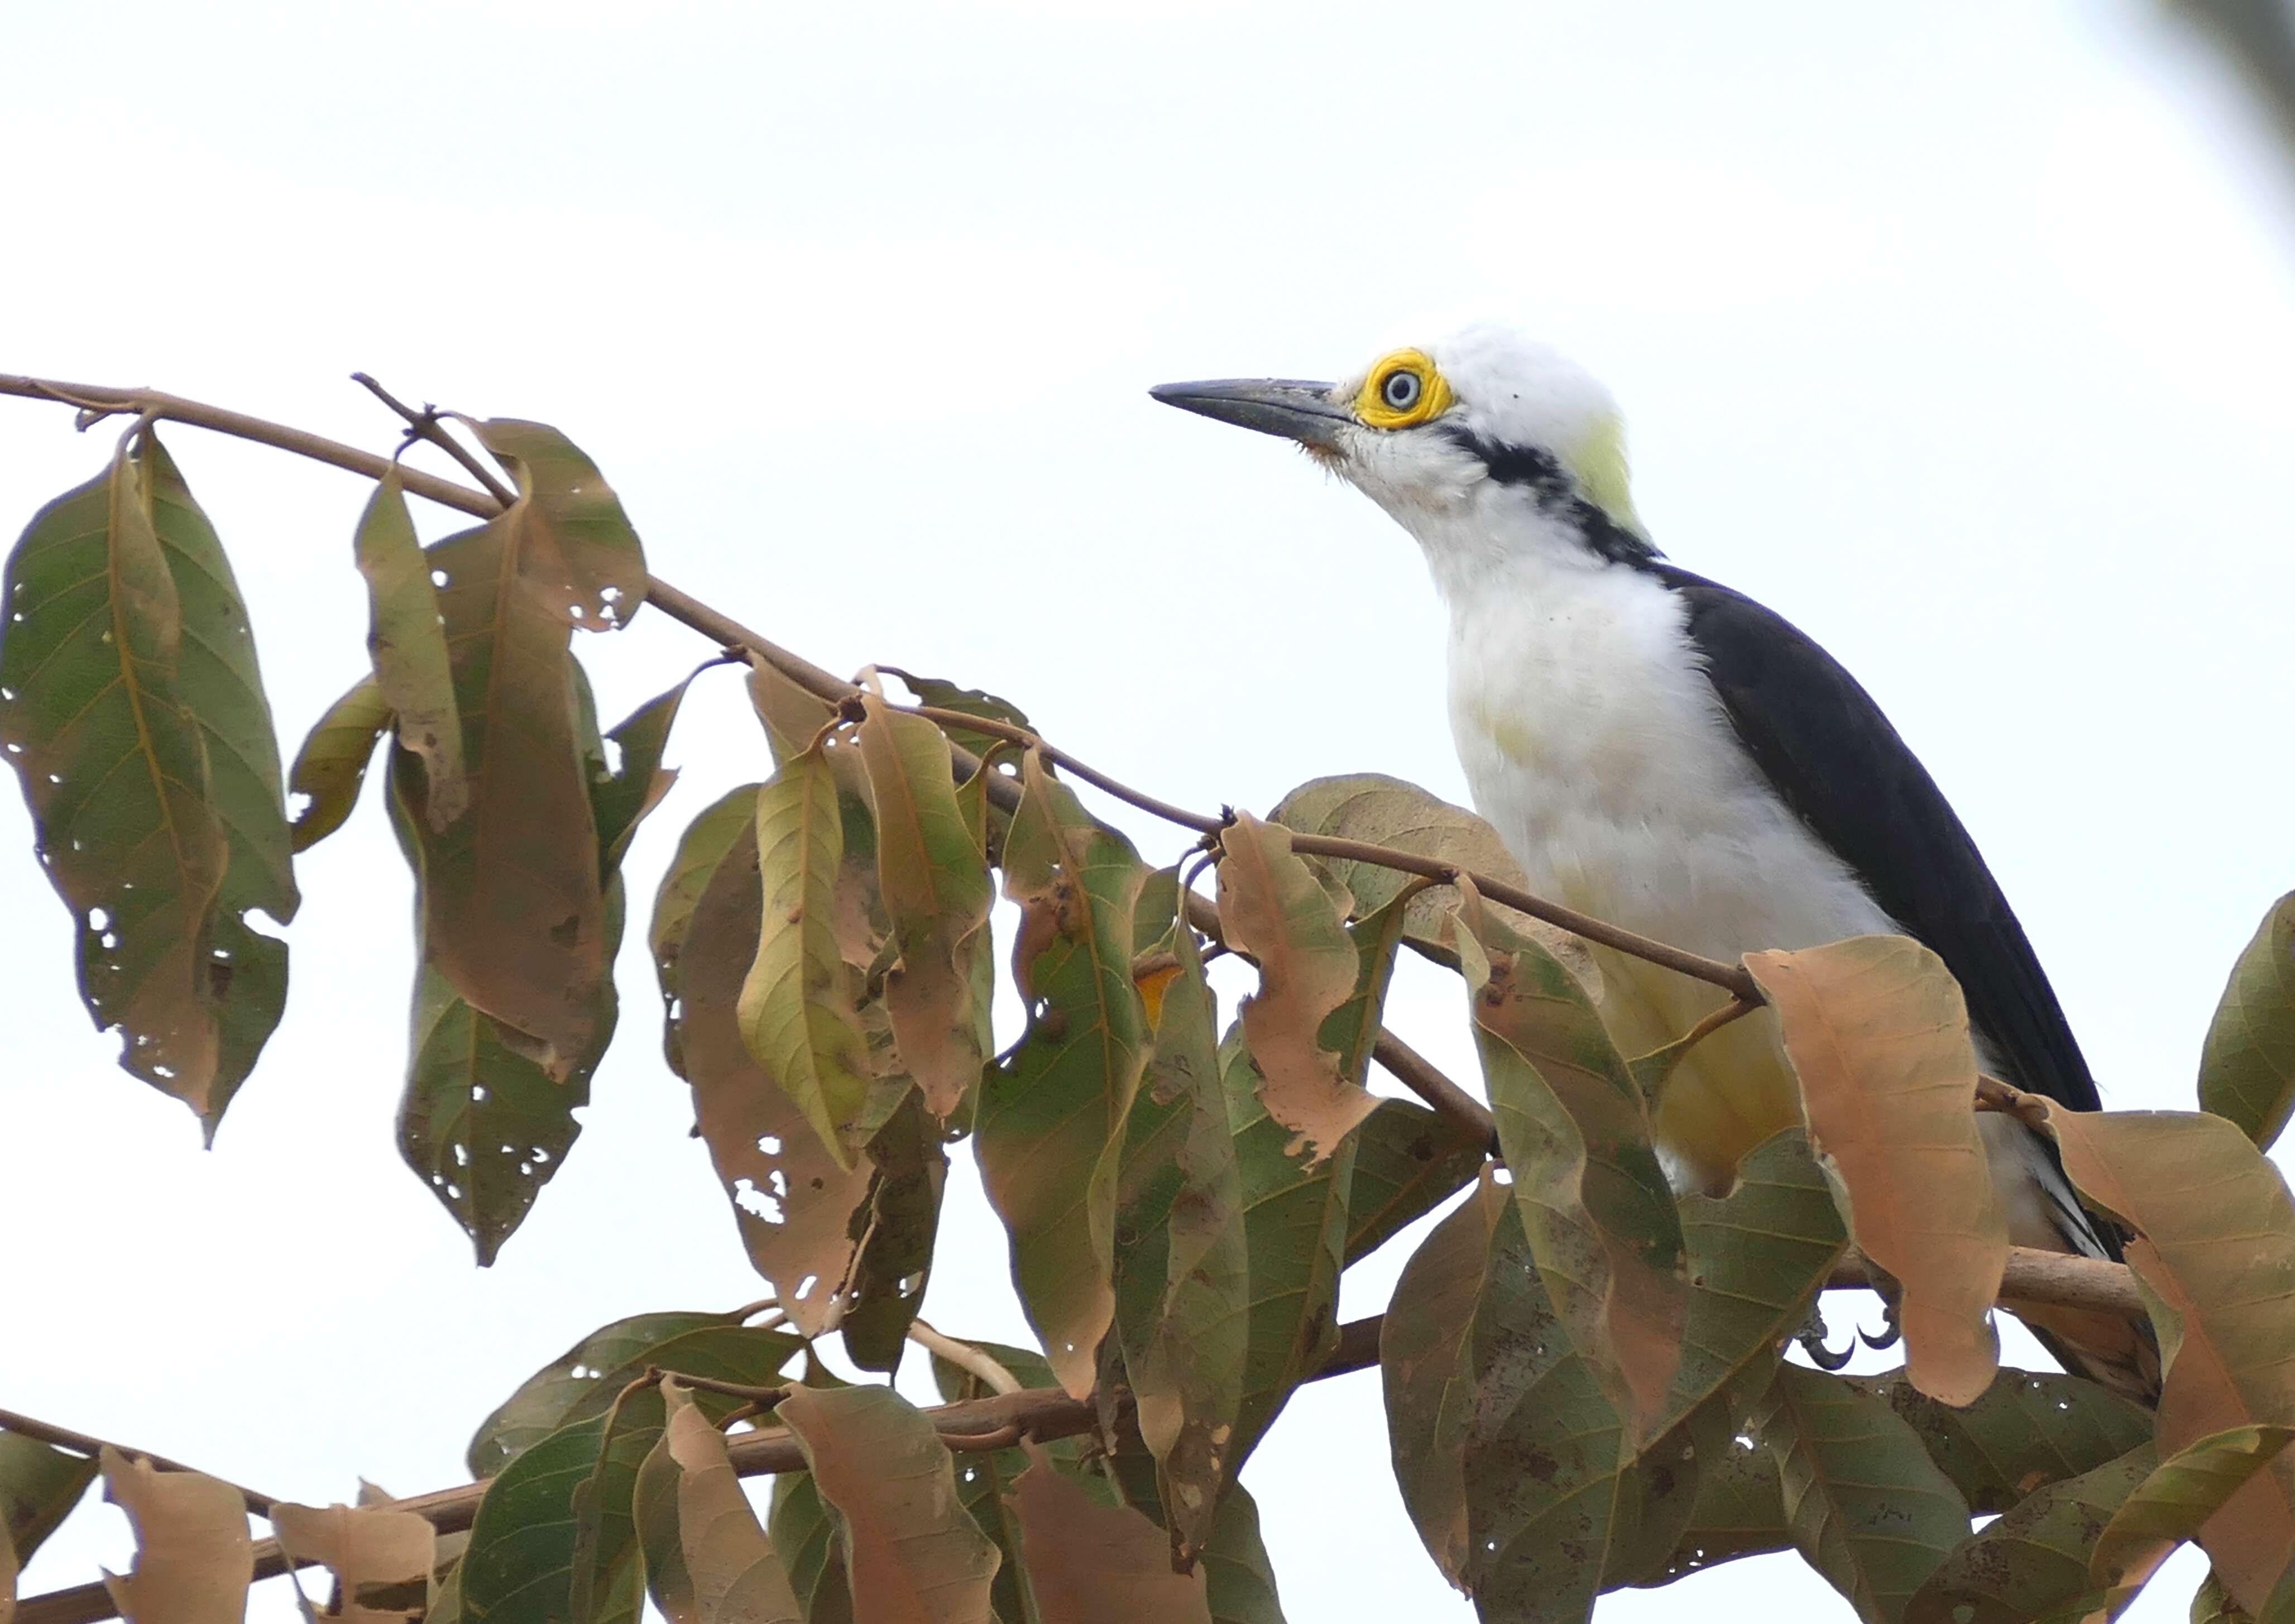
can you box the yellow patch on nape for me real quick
[1353,348,1455,430]
[1566,410,1642,533]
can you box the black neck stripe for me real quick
[1438,425,1663,568]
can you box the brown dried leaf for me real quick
[1743,936,2006,1406]
[1453,878,1688,1444]
[682,816,874,1336]
[2038,1104,2295,1613]
[777,1386,998,1624]
[1215,812,1371,1163]
[353,467,465,829]
[856,696,994,1119]
[634,1381,801,1624]
[97,1450,252,1624]
[269,1501,435,1623]
[459,418,647,631]
[1011,1443,1210,1623]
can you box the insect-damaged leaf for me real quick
[1215,811,1372,1163]
[2199,893,2295,1151]
[459,417,648,631]
[1012,1444,1211,1624]
[591,666,706,873]
[1112,911,1246,1566]
[651,784,760,1076]
[1267,772,1600,991]
[1743,936,2007,1407]
[1451,878,1688,1446]
[1,1431,99,1570]
[0,432,298,1134]
[1867,1366,2153,1517]
[354,466,466,829]
[270,1500,437,1624]
[777,1385,1000,1624]
[97,1449,253,1624]
[683,816,876,1336]
[877,668,1033,765]
[466,1309,801,1479]
[739,746,873,1169]
[633,1380,802,1624]
[857,696,994,1120]
[2037,1103,2295,1615]
[978,750,1151,1398]
[288,676,392,852]
[1754,1364,1972,1624]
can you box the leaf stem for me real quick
[348,372,516,507]
[907,1318,1025,1396]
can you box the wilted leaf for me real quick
[0,432,297,1133]
[2038,1104,2295,1614]
[354,466,466,829]
[739,747,872,1168]
[1216,812,1370,1163]
[2199,894,2295,1151]
[1868,1366,2153,1516]
[288,676,392,852]
[1453,879,1688,1445]
[97,1449,253,1624]
[652,785,760,1077]
[467,1310,801,1479]
[857,696,994,1119]
[1012,1444,1210,1623]
[682,818,876,1336]
[1755,1364,1971,1624]
[977,751,1151,1398]
[1,1433,99,1569]
[461,418,647,630]
[1266,772,1599,991]
[777,1385,999,1624]
[840,1089,951,1372]
[1115,916,1246,1565]
[633,1381,801,1624]
[926,1341,1095,1624]
[270,1501,436,1624]
[1744,936,2007,1407]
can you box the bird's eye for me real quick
[1353,348,1451,428]
[1381,368,1422,411]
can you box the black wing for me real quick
[1653,564,2100,1113]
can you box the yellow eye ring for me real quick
[1354,348,1454,429]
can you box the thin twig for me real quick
[0,1407,277,1516]
[348,372,516,507]
[1371,1031,1497,1145]
[907,1319,1025,1396]
[644,1369,790,1407]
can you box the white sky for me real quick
[4,3,2294,1621]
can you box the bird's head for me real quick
[1151,323,1651,574]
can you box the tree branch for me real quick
[0,1407,277,1516]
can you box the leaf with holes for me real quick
[857,696,994,1119]
[355,466,466,829]
[2037,1103,2295,1615]
[467,1310,801,1479]
[1453,878,1688,1446]
[1865,1366,2153,1516]
[777,1385,1000,1624]
[1745,936,2007,1407]
[977,751,1151,1398]
[879,669,1032,764]
[0,433,296,1133]
[461,418,647,630]
[288,675,392,852]
[1216,812,1369,1163]
[739,746,873,1168]
[97,1449,253,1624]
[591,665,707,872]
[651,784,759,1078]
[633,1380,802,1624]
[1639,1436,1789,1588]
[683,816,876,1336]
[1755,1364,1971,1624]
[2199,893,2295,1151]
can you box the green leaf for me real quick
[1453,879,1688,1446]
[839,1088,951,1372]
[460,1405,649,1624]
[2090,1426,2294,1618]
[2200,893,2295,1150]
[739,747,872,1168]
[977,750,1151,1397]
[356,466,466,828]
[1342,1098,1488,1267]
[0,1431,99,1568]
[856,695,995,1120]
[1867,1366,2154,1516]
[650,784,760,1078]
[461,418,648,630]
[467,1310,801,1479]
[1755,1363,1971,1624]
[591,664,710,874]
[879,668,1032,763]
[1635,1435,1790,1587]
[0,432,296,1133]
[766,1473,853,1624]
[288,675,392,852]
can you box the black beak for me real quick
[1148,377,1350,451]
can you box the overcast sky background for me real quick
[5,4,2294,1621]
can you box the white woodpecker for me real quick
[1154,324,2152,1398]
